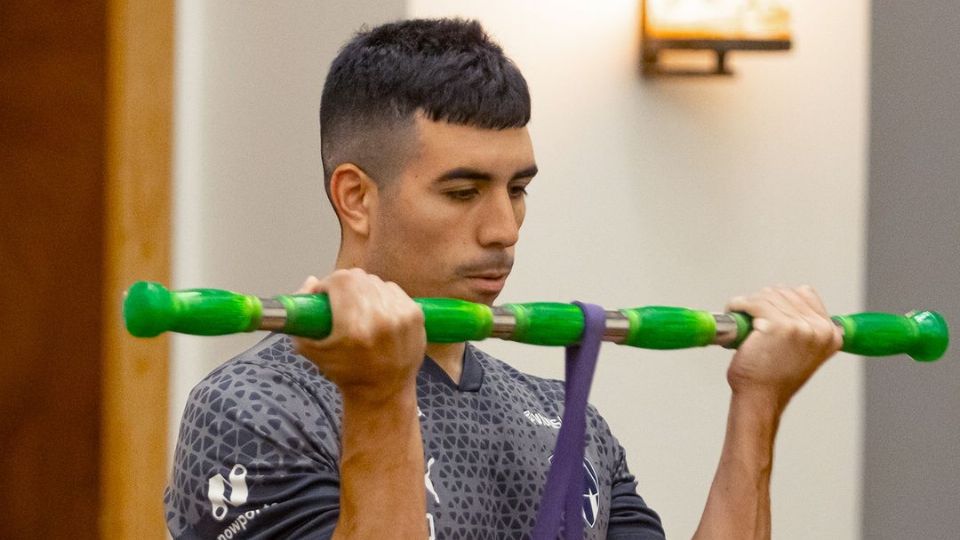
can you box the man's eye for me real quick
[509,186,529,198]
[446,189,479,201]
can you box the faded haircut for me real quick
[319,18,531,199]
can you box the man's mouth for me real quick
[463,270,510,294]
[457,254,514,298]
[467,270,510,280]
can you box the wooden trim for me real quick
[101,0,173,537]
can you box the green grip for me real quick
[124,281,261,337]
[621,306,717,349]
[275,294,333,339]
[418,298,494,342]
[274,295,493,342]
[833,311,949,362]
[503,302,585,346]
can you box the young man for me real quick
[165,19,842,539]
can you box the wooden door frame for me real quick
[101,0,173,536]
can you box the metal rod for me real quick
[255,301,733,346]
[259,298,287,332]
[122,282,949,361]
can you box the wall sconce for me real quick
[642,0,792,76]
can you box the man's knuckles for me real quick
[757,315,829,346]
[788,321,816,341]
[326,267,379,289]
[335,310,423,348]
[811,321,838,346]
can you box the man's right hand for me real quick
[292,269,426,408]
[293,269,428,538]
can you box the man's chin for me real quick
[442,290,499,306]
[443,283,504,306]
[459,276,508,305]
[471,291,501,306]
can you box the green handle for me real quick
[419,298,494,342]
[124,281,263,337]
[273,294,493,341]
[833,311,948,362]
[275,294,332,339]
[123,281,949,361]
[504,302,585,346]
[620,306,719,349]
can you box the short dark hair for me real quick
[319,18,531,197]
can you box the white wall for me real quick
[407,1,867,538]
[173,1,868,537]
[171,0,404,446]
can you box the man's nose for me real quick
[477,191,520,248]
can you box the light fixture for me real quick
[641,0,792,76]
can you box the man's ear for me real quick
[329,163,377,237]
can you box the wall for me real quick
[173,1,869,537]
[864,0,960,537]
[171,0,405,444]
[406,1,867,537]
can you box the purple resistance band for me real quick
[531,302,606,540]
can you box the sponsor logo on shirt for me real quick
[524,409,562,429]
[208,464,249,521]
[216,503,275,540]
[426,512,436,540]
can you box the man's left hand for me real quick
[725,285,843,412]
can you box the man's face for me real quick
[364,115,536,305]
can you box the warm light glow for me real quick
[646,0,791,41]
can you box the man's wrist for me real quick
[725,391,782,469]
[730,386,789,421]
[342,383,419,423]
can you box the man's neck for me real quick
[426,342,466,385]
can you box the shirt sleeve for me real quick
[606,444,666,540]
[164,359,345,539]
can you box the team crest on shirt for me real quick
[581,458,600,527]
[548,455,601,528]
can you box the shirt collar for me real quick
[420,343,484,392]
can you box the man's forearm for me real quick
[693,392,781,540]
[334,389,426,539]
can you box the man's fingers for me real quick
[727,293,781,337]
[727,293,777,319]
[773,287,817,318]
[775,287,839,350]
[831,324,844,352]
[310,269,422,347]
[296,275,324,294]
[727,288,792,324]
[385,281,425,329]
[796,284,830,317]
[730,285,841,354]
[728,286,831,341]
[782,285,842,352]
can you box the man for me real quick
[165,18,841,539]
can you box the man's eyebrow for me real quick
[436,167,493,182]
[435,164,539,182]
[512,164,538,180]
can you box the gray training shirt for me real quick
[165,334,665,539]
